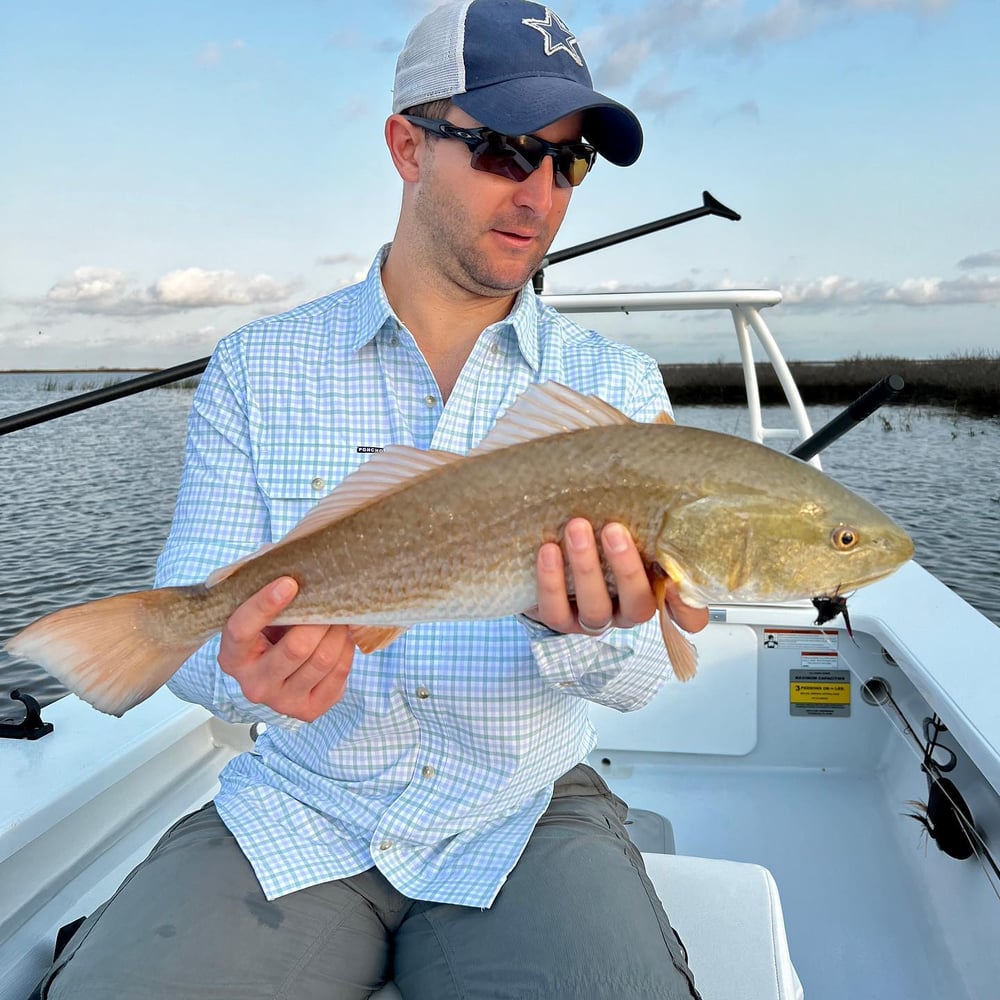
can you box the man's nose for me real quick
[511,156,556,214]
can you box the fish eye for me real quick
[831,526,859,551]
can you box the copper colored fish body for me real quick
[6,383,914,715]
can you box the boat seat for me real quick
[369,853,803,1000]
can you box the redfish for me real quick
[6,382,913,716]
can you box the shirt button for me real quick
[379,839,393,851]
[416,686,430,699]
[421,765,435,779]
[424,395,437,408]
[389,335,399,347]
[491,342,500,355]
[311,477,326,491]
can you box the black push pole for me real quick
[532,191,740,292]
[790,375,906,461]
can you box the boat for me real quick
[2,252,999,999]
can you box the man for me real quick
[40,2,706,997]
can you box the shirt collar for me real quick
[348,244,541,372]
[349,245,396,352]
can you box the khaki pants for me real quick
[41,765,699,999]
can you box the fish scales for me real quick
[188,422,684,630]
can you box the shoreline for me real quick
[659,357,998,416]
[4,356,997,416]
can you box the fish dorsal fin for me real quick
[205,445,463,588]
[470,381,633,456]
[653,409,675,425]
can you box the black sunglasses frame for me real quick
[400,115,596,189]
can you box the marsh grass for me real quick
[661,351,1000,417]
[37,375,201,393]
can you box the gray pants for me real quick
[42,765,699,999]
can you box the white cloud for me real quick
[151,268,290,308]
[198,42,223,68]
[777,273,1000,308]
[548,270,999,309]
[198,39,248,67]
[585,0,952,86]
[47,267,130,308]
[317,252,367,267]
[958,250,1000,270]
[43,266,294,316]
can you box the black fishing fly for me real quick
[811,591,855,640]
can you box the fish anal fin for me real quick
[350,624,409,654]
[650,567,699,682]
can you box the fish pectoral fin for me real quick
[651,570,699,682]
[349,624,409,654]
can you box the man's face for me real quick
[410,108,583,298]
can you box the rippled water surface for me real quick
[1,373,998,707]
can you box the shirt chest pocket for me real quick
[256,445,371,543]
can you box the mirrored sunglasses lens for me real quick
[470,132,592,187]
[560,153,590,187]
[471,133,544,182]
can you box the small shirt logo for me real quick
[521,6,584,67]
[356,445,384,454]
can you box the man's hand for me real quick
[526,519,709,637]
[217,577,355,722]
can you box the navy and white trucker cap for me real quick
[392,0,643,166]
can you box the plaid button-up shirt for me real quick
[156,248,675,906]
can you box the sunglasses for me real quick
[401,116,597,189]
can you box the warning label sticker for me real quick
[763,628,838,652]
[790,664,851,717]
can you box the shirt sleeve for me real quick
[154,339,302,730]
[521,356,677,712]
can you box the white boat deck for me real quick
[601,757,985,1000]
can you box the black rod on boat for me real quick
[0,358,211,437]
[532,190,740,292]
[790,374,905,461]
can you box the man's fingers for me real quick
[601,523,656,628]
[533,540,575,631]
[220,576,299,667]
[563,519,614,632]
[662,577,709,634]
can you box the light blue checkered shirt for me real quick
[156,247,675,906]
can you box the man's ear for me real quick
[385,115,425,183]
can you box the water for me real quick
[1,373,998,709]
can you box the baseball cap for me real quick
[392,0,643,166]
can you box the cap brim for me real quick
[453,77,643,166]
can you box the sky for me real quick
[1,0,998,370]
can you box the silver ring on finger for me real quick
[577,616,614,636]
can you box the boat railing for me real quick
[543,288,822,468]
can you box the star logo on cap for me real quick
[521,7,584,67]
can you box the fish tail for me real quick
[5,586,207,717]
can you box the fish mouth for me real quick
[814,560,912,600]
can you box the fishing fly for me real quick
[812,590,855,641]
